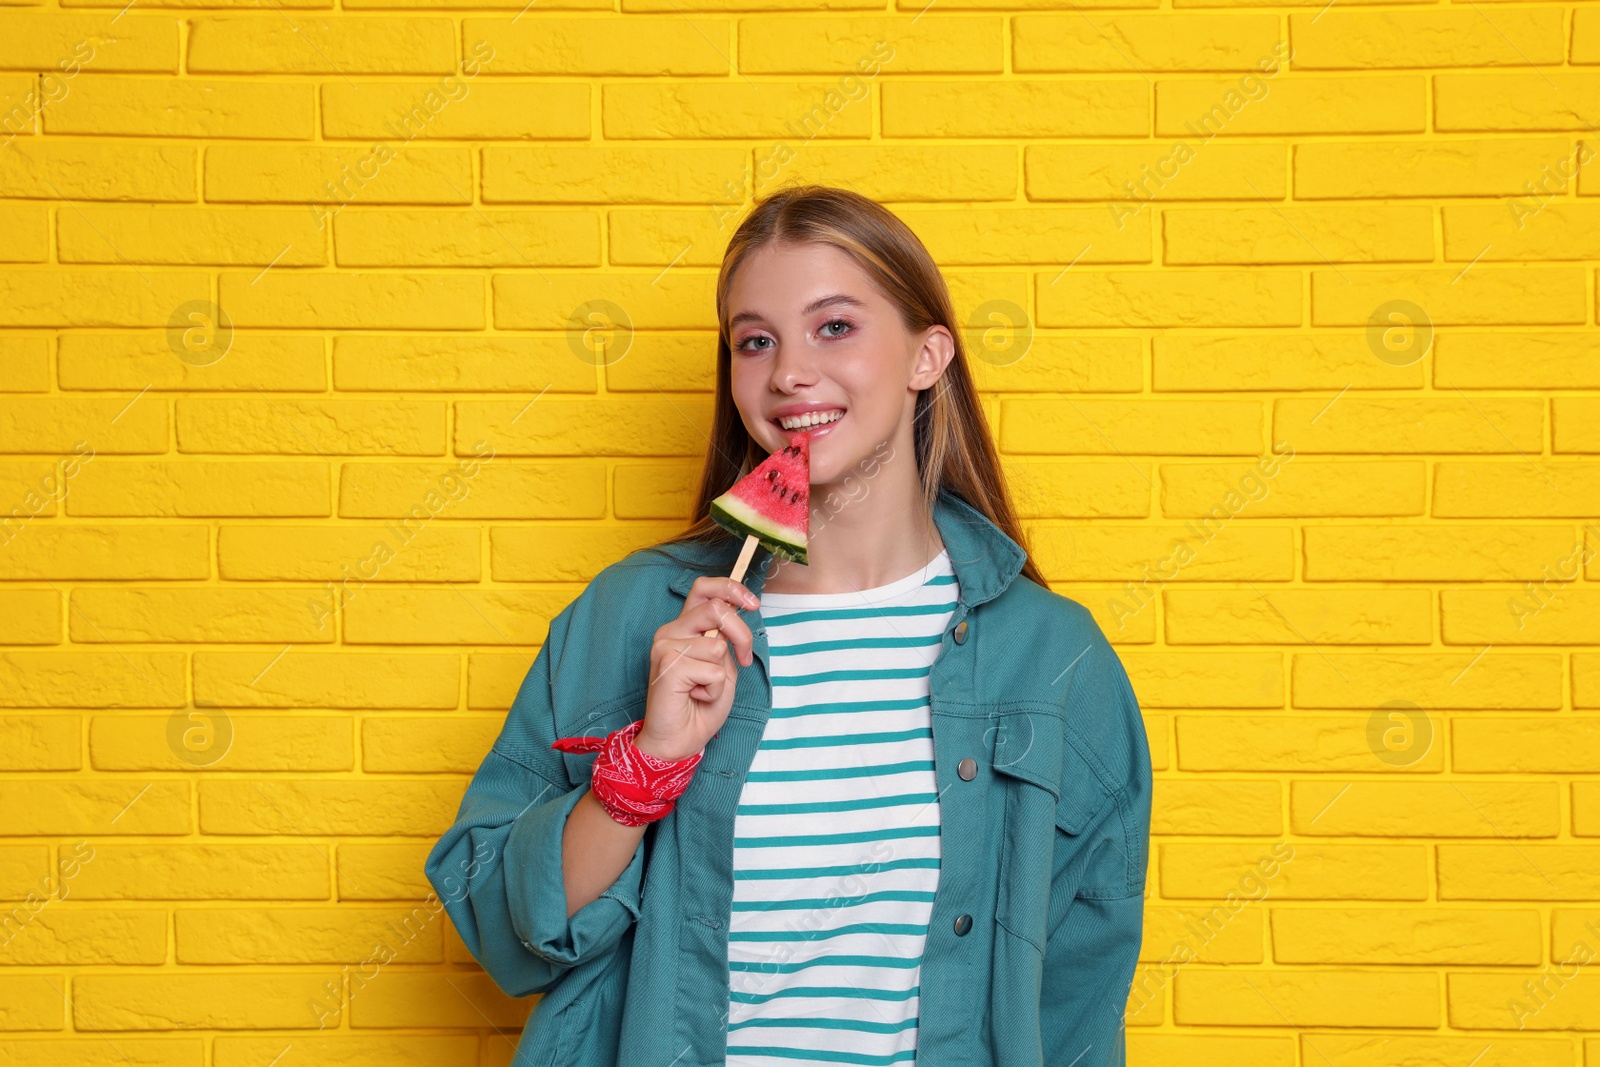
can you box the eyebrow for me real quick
[727,293,867,330]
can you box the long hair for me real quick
[640,183,1046,589]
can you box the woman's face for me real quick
[724,239,952,488]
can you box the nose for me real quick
[768,341,819,394]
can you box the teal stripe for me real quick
[770,633,943,657]
[773,667,932,687]
[734,824,939,849]
[730,953,924,974]
[731,984,919,1006]
[755,727,931,751]
[769,696,929,719]
[737,790,937,817]
[731,890,936,913]
[730,1017,918,1034]
[764,598,956,628]
[734,858,939,881]
[730,920,929,942]
[745,759,933,783]
[726,1047,918,1066]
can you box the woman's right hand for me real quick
[637,576,759,762]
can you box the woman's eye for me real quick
[737,336,772,352]
[821,318,853,338]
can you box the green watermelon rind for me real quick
[710,494,808,566]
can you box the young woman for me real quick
[426,185,1152,1067]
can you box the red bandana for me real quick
[550,719,707,826]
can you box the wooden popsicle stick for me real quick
[703,532,761,639]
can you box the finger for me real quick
[670,600,755,666]
[653,638,730,688]
[689,576,759,613]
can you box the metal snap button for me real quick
[952,620,968,645]
[953,913,972,936]
[957,757,977,781]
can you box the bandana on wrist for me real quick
[550,719,707,827]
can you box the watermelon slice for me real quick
[709,430,810,565]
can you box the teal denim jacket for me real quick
[426,487,1152,1067]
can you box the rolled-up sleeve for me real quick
[424,609,647,998]
[1040,634,1152,1067]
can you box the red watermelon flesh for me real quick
[709,430,810,564]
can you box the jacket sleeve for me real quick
[423,602,647,999]
[1039,636,1152,1067]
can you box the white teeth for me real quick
[778,410,844,430]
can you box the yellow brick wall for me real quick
[1,0,1599,1063]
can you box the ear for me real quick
[909,323,956,389]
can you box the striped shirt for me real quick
[725,548,959,1067]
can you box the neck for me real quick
[762,466,943,596]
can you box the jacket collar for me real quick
[666,486,1027,609]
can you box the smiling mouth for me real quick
[774,409,846,432]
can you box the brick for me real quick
[361,716,499,772]
[204,144,472,205]
[1296,137,1575,198]
[0,846,49,898]
[491,523,684,582]
[0,204,46,262]
[0,1040,202,1067]
[0,398,165,453]
[176,398,445,456]
[1163,205,1432,264]
[215,1037,474,1067]
[68,461,329,517]
[1553,910,1600,958]
[1449,971,1600,1030]
[334,335,597,392]
[898,206,1147,264]
[1310,268,1586,326]
[0,977,64,1031]
[193,651,459,709]
[0,652,184,708]
[0,336,48,391]
[75,974,337,1030]
[89,714,353,771]
[1028,143,1286,202]
[882,79,1147,137]
[321,79,589,139]
[612,461,699,519]
[1037,270,1300,327]
[58,333,327,392]
[0,525,208,579]
[606,207,749,268]
[1275,904,1534,967]
[219,524,480,582]
[348,973,532,1029]
[0,780,188,834]
[58,207,324,265]
[1014,14,1281,71]
[1112,651,1285,708]
[1003,462,1148,520]
[0,15,178,72]
[1140,905,1263,964]
[469,17,730,74]
[1293,652,1563,710]
[1151,780,1281,835]
[493,271,713,330]
[1574,784,1600,836]
[1176,970,1438,1026]
[1454,718,1600,773]
[0,142,194,200]
[71,844,328,900]
[1293,1036,1569,1067]
[219,271,482,330]
[176,906,443,964]
[1175,714,1445,773]
[1290,9,1564,68]
[67,587,329,644]
[1126,1036,1293,1067]
[0,591,59,645]
[339,460,605,519]
[1156,75,1424,136]
[974,337,1144,395]
[1162,459,1423,518]
[1275,396,1545,453]
[1575,8,1600,63]
[334,208,599,267]
[44,76,312,137]
[1305,524,1578,581]
[0,910,166,965]
[0,271,208,328]
[1153,335,1420,390]
[454,397,713,457]
[1444,588,1600,645]
[756,146,1020,203]
[1001,399,1259,454]
[1161,843,1427,899]
[1440,845,1600,900]
[187,17,455,73]
[740,17,997,72]
[1444,202,1600,262]
[337,843,435,900]
[1556,398,1600,453]
[1435,461,1600,517]
[1029,523,1294,585]
[467,652,533,710]
[1290,780,1558,837]
[0,714,77,769]
[343,588,571,645]
[199,780,463,835]
[481,145,748,203]
[1165,588,1430,645]
[1437,73,1600,132]
[601,82,872,139]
